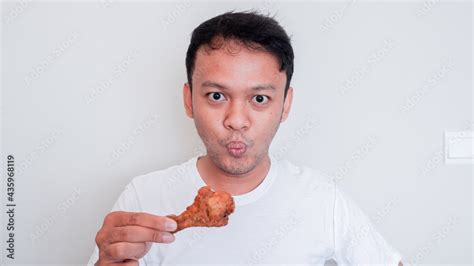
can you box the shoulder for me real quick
[274,157,336,198]
[130,156,196,190]
[121,156,199,214]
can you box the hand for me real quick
[94,211,177,265]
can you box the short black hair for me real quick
[185,11,294,98]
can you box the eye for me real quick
[207,92,226,102]
[252,95,269,104]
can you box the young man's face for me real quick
[183,39,293,176]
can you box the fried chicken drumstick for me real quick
[167,186,235,233]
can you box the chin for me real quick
[212,154,254,176]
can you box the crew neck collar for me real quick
[189,154,278,206]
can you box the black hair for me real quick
[185,10,294,98]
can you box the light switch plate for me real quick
[445,131,474,164]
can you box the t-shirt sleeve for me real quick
[86,180,146,266]
[332,181,403,265]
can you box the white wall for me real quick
[1,1,471,265]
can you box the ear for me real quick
[183,82,194,118]
[280,87,293,123]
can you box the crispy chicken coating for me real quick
[167,186,235,233]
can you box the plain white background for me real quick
[1,1,472,265]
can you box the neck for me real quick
[196,154,271,196]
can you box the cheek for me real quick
[265,108,281,123]
[194,111,222,137]
[255,112,279,132]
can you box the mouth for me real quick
[226,141,247,158]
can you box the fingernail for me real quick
[162,233,175,243]
[165,220,177,231]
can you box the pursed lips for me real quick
[226,141,248,157]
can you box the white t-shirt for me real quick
[87,154,402,265]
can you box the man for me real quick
[88,11,403,266]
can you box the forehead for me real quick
[193,39,286,88]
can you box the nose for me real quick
[224,101,250,131]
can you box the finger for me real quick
[103,211,177,232]
[105,225,175,244]
[103,242,150,262]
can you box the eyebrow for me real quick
[201,81,276,92]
